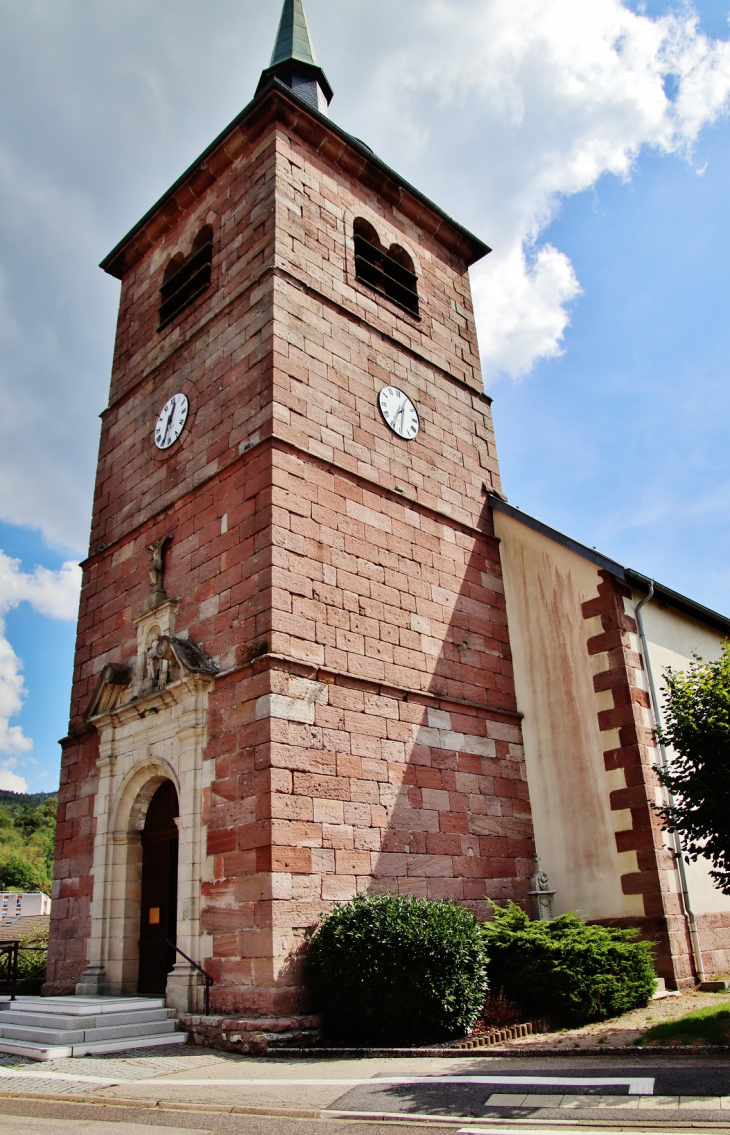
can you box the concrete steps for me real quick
[0,996,187,1060]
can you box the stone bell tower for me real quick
[45,0,534,1019]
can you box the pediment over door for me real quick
[84,635,219,724]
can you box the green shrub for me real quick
[16,920,48,994]
[307,893,488,1044]
[482,903,656,1026]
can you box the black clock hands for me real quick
[162,399,177,447]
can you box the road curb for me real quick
[2,1092,730,1131]
[272,1044,730,1057]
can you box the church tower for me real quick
[46,1,534,1019]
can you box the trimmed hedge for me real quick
[307,893,488,1044]
[482,903,656,1026]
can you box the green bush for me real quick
[482,903,656,1026]
[307,893,488,1044]
[16,920,49,994]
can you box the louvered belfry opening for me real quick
[158,225,214,331]
[353,218,419,318]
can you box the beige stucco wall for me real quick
[495,511,642,920]
[627,596,730,916]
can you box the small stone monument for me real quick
[527,854,556,922]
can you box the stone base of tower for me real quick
[202,647,533,1018]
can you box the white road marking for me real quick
[460,1125,681,1135]
[0,1070,654,1094]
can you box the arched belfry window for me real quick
[353,219,419,318]
[158,225,214,331]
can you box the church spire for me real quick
[257,0,333,115]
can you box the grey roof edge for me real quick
[624,569,730,637]
[488,494,625,577]
[487,493,730,636]
[100,78,490,275]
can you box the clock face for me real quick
[378,386,420,440]
[154,393,188,450]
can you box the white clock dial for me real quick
[154,393,188,450]
[378,386,420,440]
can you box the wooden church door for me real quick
[138,780,179,995]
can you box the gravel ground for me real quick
[504,989,730,1050]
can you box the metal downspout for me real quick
[634,583,705,983]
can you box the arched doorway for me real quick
[138,780,179,995]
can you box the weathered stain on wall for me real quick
[494,511,642,920]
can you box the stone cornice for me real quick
[100,80,490,281]
[80,431,497,569]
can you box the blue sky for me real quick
[0,0,729,793]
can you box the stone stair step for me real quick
[0,996,166,1016]
[0,1008,170,1030]
[0,1031,188,1062]
[0,996,186,1060]
[0,1017,178,1045]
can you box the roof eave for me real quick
[100,79,490,280]
[488,493,730,637]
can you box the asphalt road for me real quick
[3,1053,730,1133]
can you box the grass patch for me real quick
[638,999,730,1046]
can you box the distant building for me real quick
[0,892,51,921]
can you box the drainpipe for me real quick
[634,582,705,983]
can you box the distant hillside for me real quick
[0,792,57,892]
[0,791,57,819]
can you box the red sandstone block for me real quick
[322,822,354,850]
[207,828,237,856]
[321,874,357,900]
[350,779,379,804]
[335,850,370,875]
[426,833,462,856]
[408,854,453,877]
[293,772,350,801]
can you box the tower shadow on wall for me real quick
[367,495,535,920]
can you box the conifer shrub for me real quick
[482,903,656,1026]
[307,893,489,1044]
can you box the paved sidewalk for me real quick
[4,1046,730,1129]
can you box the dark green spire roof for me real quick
[257,0,333,112]
[270,0,319,69]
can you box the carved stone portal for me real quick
[77,601,219,1010]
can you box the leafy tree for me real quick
[0,854,44,891]
[656,642,730,893]
[0,792,56,894]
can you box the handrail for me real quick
[165,939,214,1015]
[0,942,18,1000]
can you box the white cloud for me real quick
[0,552,81,761]
[0,761,29,794]
[355,0,730,379]
[0,0,728,551]
[471,244,582,378]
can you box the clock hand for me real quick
[395,397,407,432]
[163,401,176,444]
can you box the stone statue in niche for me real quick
[145,636,170,687]
[145,533,173,611]
[143,634,219,692]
